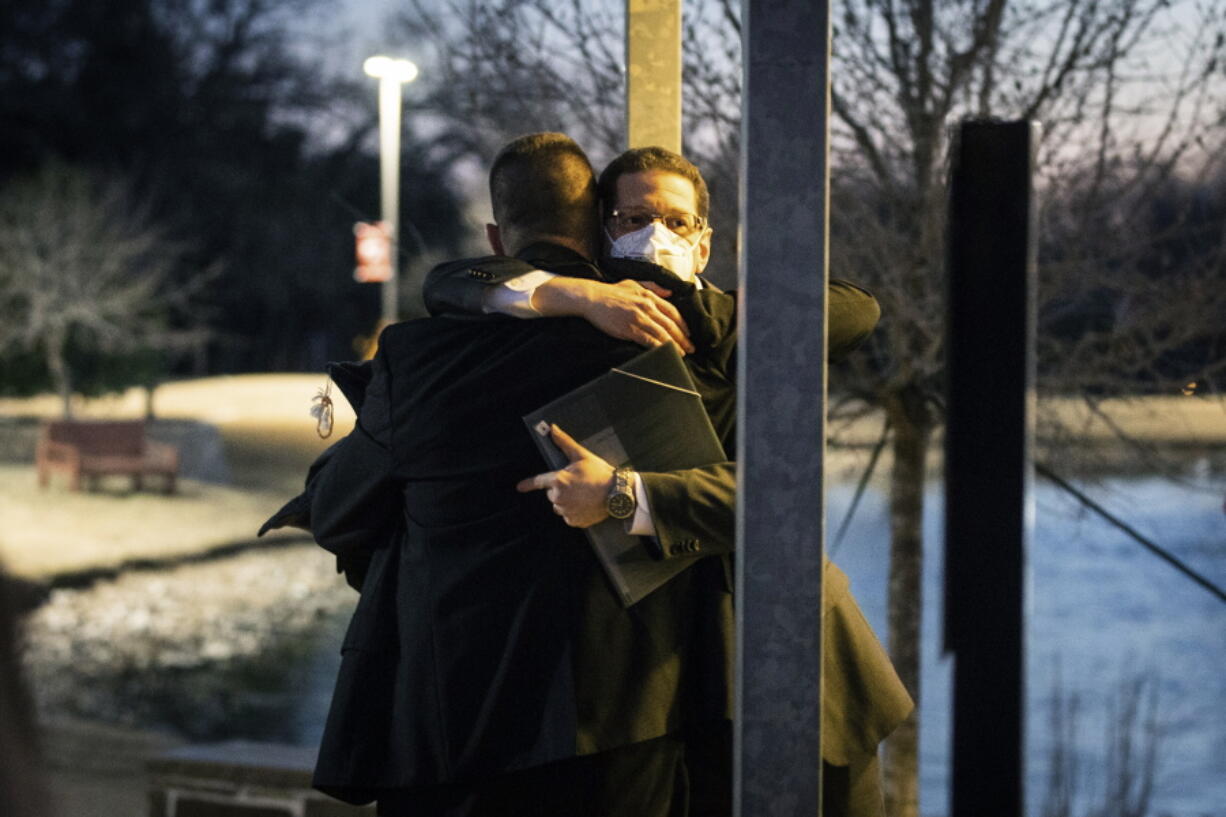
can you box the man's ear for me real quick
[486,223,505,255]
[694,227,713,275]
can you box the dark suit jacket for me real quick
[424,253,882,559]
[297,244,737,805]
[422,253,913,767]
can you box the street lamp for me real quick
[363,55,419,325]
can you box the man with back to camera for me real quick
[291,133,743,817]
[422,144,914,816]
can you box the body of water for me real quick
[828,474,1226,817]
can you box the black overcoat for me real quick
[300,244,738,804]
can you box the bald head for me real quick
[488,133,599,257]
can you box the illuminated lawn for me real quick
[0,375,355,580]
[1,374,1221,581]
[0,466,304,580]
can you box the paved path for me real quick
[39,717,180,817]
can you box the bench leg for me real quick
[132,474,143,492]
[164,474,176,495]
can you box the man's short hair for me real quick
[598,146,710,220]
[489,133,598,246]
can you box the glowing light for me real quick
[363,56,418,84]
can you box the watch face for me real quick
[608,491,635,519]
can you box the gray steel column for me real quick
[735,0,831,814]
[944,120,1038,817]
[625,0,681,151]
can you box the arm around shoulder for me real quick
[827,279,881,361]
[423,255,540,316]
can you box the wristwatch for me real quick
[606,467,637,520]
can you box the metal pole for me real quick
[736,0,830,813]
[625,0,682,151]
[377,75,402,324]
[944,119,1038,817]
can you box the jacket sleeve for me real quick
[423,255,541,316]
[426,255,879,360]
[638,462,736,561]
[827,278,881,362]
[308,341,400,586]
[257,441,343,536]
[634,280,877,560]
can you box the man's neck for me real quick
[509,233,593,260]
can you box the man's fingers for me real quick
[646,300,693,353]
[549,425,594,463]
[612,280,692,351]
[516,471,556,492]
[632,307,692,353]
[637,280,673,298]
[649,294,690,341]
[626,324,665,349]
[628,291,691,353]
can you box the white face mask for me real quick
[607,222,702,283]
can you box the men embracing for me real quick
[266,132,910,817]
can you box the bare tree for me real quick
[397,0,626,169]
[387,1,1226,814]
[820,2,1225,811]
[0,163,212,418]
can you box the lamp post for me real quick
[363,55,419,326]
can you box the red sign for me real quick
[354,221,393,283]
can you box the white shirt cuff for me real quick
[627,471,656,536]
[480,270,557,317]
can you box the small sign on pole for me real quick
[353,221,392,283]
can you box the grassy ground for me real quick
[828,394,1226,446]
[0,466,303,581]
[0,374,355,491]
[0,375,349,582]
[2,375,1223,583]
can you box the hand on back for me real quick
[533,277,694,354]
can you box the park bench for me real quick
[35,419,179,493]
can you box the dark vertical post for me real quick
[736,0,830,814]
[944,119,1038,817]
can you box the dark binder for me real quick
[523,343,727,606]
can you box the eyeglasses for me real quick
[607,208,706,238]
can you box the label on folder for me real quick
[523,343,726,606]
